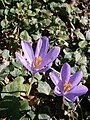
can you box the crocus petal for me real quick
[21,40,34,64]
[38,63,52,73]
[28,66,39,73]
[54,86,62,96]
[66,85,88,96]
[35,37,42,58]
[61,62,71,83]
[64,94,77,102]
[15,52,32,71]
[35,36,49,58]
[40,46,60,67]
[64,85,88,102]
[69,71,83,88]
[57,81,64,93]
[49,72,60,86]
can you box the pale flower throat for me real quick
[64,82,72,92]
[32,56,42,68]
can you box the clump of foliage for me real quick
[0,0,90,119]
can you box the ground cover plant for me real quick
[0,0,90,119]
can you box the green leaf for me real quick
[38,114,50,120]
[50,2,60,11]
[14,76,25,82]
[78,40,87,48]
[20,30,32,42]
[2,49,9,59]
[4,8,9,15]
[37,81,51,95]
[63,48,73,60]
[75,29,85,40]
[1,76,26,98]
[20,100,31,111]
[12,59,23,69]
[30,17,37,25]
[74,51,81,62]
[10,68,22,77]
[60,0,66,2]
[27,110,35,120]
[55,58,61,66]
[22,0,31,4]
[10,8,16,14]
[34,73,42,81]
[42,19,51,26]
[12,59,28,76]
[64,52,72,60]
[64,99,75,110]
[23,19,30,28]
[42,0,49,2]
[1,19,7,28]
[81,65,88,78]
[80,16,88,25]
[79,56,87,65]
[86,31,90,41]
[74,50,87,67]
[31,34,41,40]
[0,96,19,119]
[0,62,9,73]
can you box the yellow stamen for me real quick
[64,82,72,92]
[32,56,42,68]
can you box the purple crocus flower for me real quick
[49,62,88,102]
[15,36,60,73]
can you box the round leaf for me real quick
[37,81,51,95]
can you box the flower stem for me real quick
[74,95,85,111]
[27,73,36,96]
[50,67,60,74]
[61,96,64,110]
